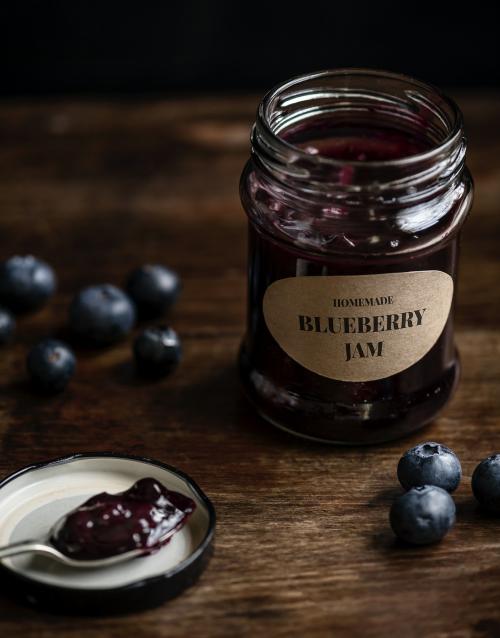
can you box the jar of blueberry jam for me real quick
[239,69,473,444]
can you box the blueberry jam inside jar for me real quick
[239,69,473,444]
[52,478,196,560]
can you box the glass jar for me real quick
[239,69,473,444]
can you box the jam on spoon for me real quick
[51,477,196,561]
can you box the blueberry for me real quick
[0,307,15,344]
[126,265,180,318]
[69,284,136,345]
[397,441,461,492]
[390,485,456,545]
[27,339,76,393]
[133,326,182,377]
[472,455,500,513]
[0,255,56,313]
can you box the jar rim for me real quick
[256,68,464,172]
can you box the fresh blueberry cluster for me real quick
[0,255,54,347]
[0,255,56,313]
[397,442,462,493]
[133,327,182,377]
[390,485,456,545]
[69,284,136,345]
[126,265,180,318]
[0,255,182,393]
[27,339,76,393]
[391,442,500,545]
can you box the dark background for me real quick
[2,2,500,96]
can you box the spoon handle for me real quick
[0,540,55,560]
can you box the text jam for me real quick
[298,308,426,362]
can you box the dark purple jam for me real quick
[52,478,196,560]
[284,123,430,162]
[240,231,459,443]
[240,118,470,443]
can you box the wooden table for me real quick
[0,93,499,638]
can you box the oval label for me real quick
[263,271,453,382]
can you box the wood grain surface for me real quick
[0,93,499,638]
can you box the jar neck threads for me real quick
[252,69,466,205]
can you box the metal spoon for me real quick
[0,518,178,569]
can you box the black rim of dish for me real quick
[0,452,216,611]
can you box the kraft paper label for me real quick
[263,271,453,382]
